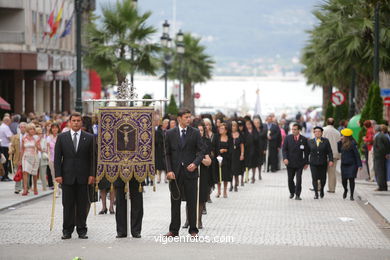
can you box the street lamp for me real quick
[161,21,173,114]
[176,30,185,108]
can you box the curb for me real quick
[0,191,54,213]
[356,190,390,224]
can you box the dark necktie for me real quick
[73,132,78,151]
[181,129,186,146]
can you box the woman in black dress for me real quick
[230,120,244,192]
[244,119,259,183]
[155,118,169,183]
[237,119,246,186]
[213,123,232,198]
[338,129,362,201]
[254,116,267,180]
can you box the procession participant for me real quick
[254,116,267,180]
[47,123,60,195]
[338,128,362,201]
[243,119,258,183]
[213,123,232,198]
[230,120,244,191]
[237,119,246,186]
[203,117,217,205]
[164,109,205,237]
[282,123,309,200]
[322,118,341,193]
[265,115,282,172]
[54,112,95,239]
[373,125,390,191]
[308,126,334,199]
[155,118,169,184]
[8,122,27,194]
[183,121,212,229]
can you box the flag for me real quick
[43,9,55,38]
[254,89,261,116]
[60,12,74,38]
[50,2,64,38]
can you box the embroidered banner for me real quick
[97,107,155,187]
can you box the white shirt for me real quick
[70,129,82,151]
[0,123,13,147]
[178,125,188,137]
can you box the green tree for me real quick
[142,94,152,106]
[169,33,214,112]
[166,94,179,116]
[369,83,384,124]
[84,0,160,85]
[333,101,349,128]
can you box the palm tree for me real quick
[84,0,160,86]
[301,0,390,112]
[169,33,214,112]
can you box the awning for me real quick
[0,96,11,110]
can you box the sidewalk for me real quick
[0,179,53,212]
[350,165,390,223]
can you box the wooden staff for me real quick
[50,182,58,231]
[196,167,200,229]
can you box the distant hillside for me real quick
[96,0,321,76]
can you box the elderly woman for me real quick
[308,126,333,199]
[20,123,40,195]
[338,128,362,201]
[36,127,49,191]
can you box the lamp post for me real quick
[176,30,185,108]
[373,2,380,85]
[75,0,83,113]
[160,20,172,113]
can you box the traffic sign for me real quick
[194,92,201,99]
[384,97,390,106]
[331,91,346,106]
[380,88,390,97]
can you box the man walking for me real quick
[265,115,281,172]
[54,112,95,239]
[0,116,13,181]
[373,125,390,191]
[282,123,310,200]
[323,118,341,193]
[164,109,205,237]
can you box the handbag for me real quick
[13,165,23,182]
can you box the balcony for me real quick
[0,31,24,44]
[0,0,23,9]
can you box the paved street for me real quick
[1,169,390,259]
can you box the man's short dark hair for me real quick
[177,109,191,117]
[327,118,335,126]
[69,112,82,121]
[292,123,302,130]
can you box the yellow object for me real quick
[219,165,222,183]
[341,128,353,137]
[316,139,321,147]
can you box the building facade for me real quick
[0,0,95,115]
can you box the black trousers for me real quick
[310,164,327,195]
[169,172,198,235]
[115,178,143,236]
[268,144,279,172]
[287,166,303,196]
[1,147,9,179]
[374,157,388,191]
[62,182,89,235]
[342,178,355,195]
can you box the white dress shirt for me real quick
[178,125,188,137]
[70,129,82,151]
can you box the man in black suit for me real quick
[308,126,333,199]
[54,112,95,239]
[282,123,309,200]
[265,115,282,172]
[373,125,390,191]
[164,109,205,237]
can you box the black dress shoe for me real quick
[78,234,88,239]
[289,194,294,199]
[314,194,319,199]
[320,191,324,198]
[229,186,233,192]
[295,196,302,200]
[132,233,141,238]
[350,196,354,201]
[116,234,127,238]
[61,234,71,240]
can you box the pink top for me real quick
[46,135,57,162]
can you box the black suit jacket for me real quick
[373,133,390,159]
[282,134,309,168]
[267,123,282,148]
[54,130,95,185]
[308,137,333,166]
[164,126,205,179]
